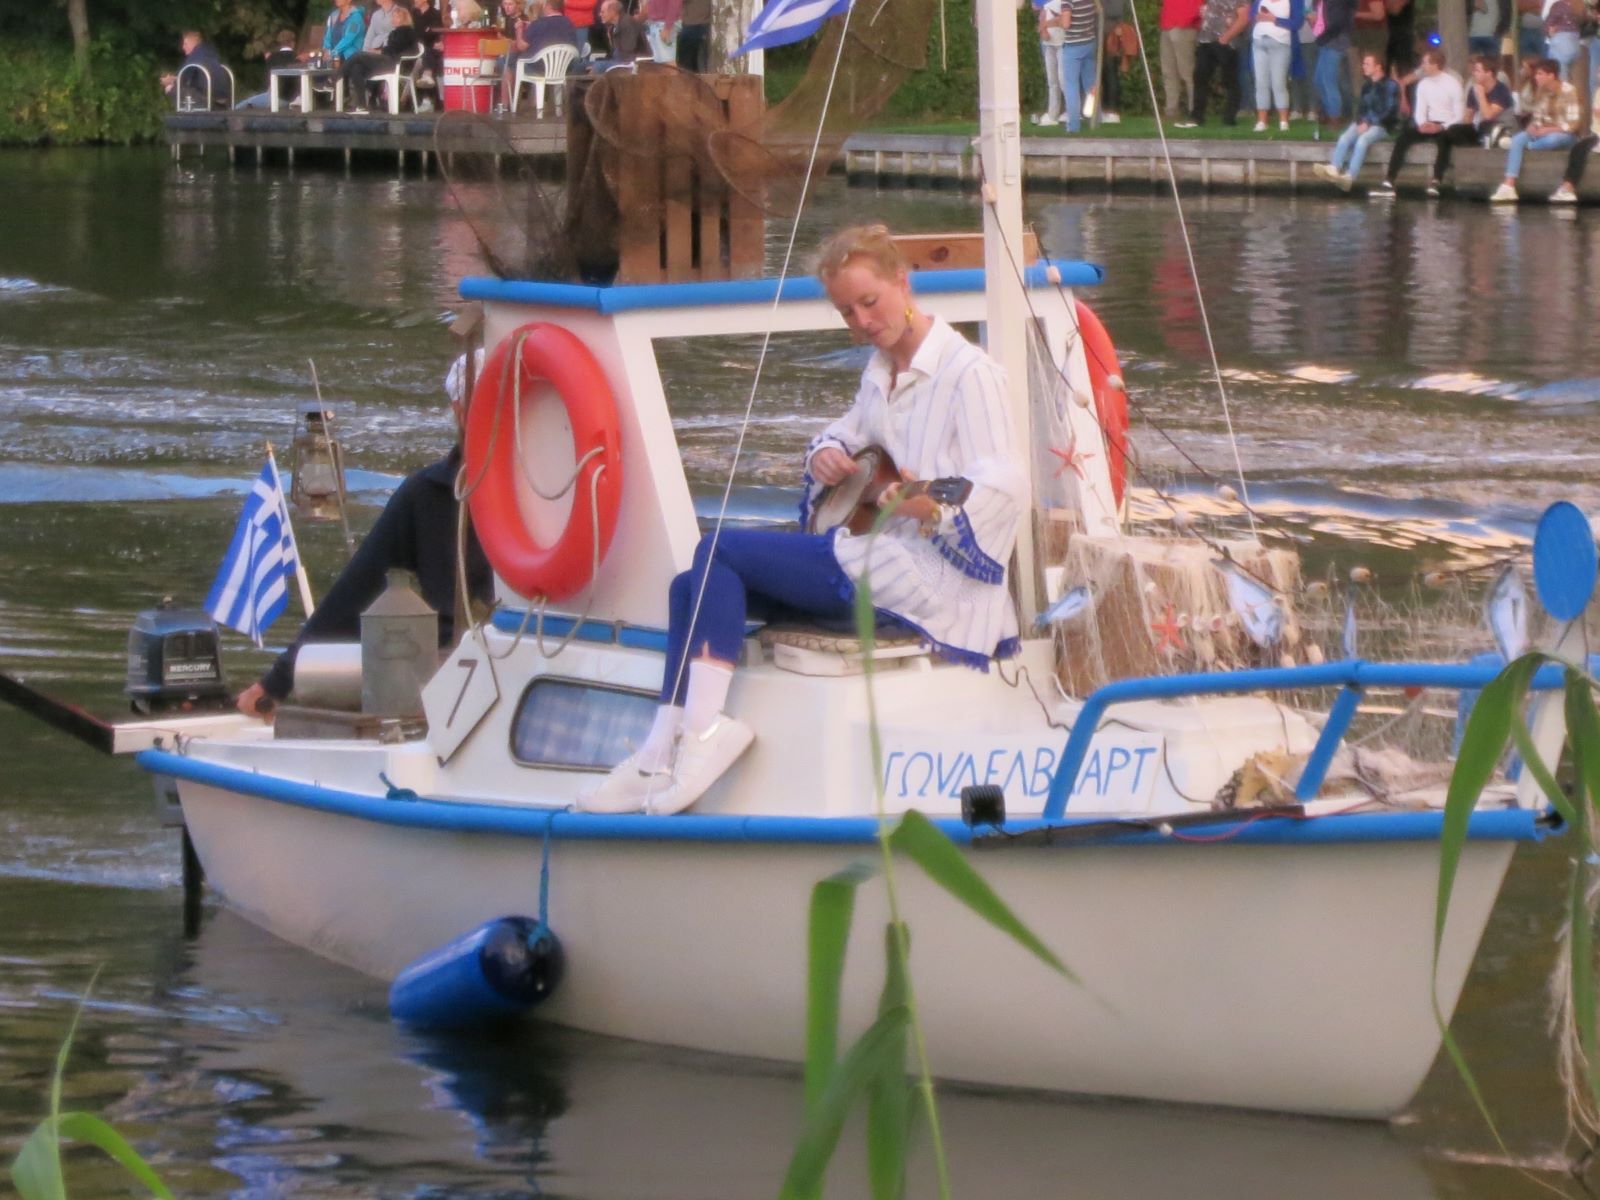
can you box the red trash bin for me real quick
[442,28,496,112]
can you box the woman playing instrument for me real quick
[582,224,1027,815]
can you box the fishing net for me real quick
[440,0,936,284]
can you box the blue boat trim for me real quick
[460,261,1105,314]
[135,749,1548,847]
[1046,658,1578,820]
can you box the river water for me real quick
[1,146,1597,1197]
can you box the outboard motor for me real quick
[125,598,228,715]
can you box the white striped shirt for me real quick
[803,318,1026,666]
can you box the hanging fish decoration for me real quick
[1484,565,1529,662]
[1035,584,1094,630]
[1218,561,1283,648]
[1341,601,1358,660]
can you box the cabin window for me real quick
[509,678,657,770]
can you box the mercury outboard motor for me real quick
[125,598,228,715]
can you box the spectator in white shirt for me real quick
[1373,49,1469,197]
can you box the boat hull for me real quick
[174,775,1516,1119]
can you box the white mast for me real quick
[973,0,1039,627]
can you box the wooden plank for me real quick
[722,75,765,278]
[614,76,663,283]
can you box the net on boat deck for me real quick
[1022,324,1552,807]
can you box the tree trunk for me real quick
[1437,0,1468,78]
[64,0,91,79]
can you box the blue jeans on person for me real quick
[661,530,854,704]
[1505,129,1577,178]
[1057,40,1097,132]
[1314,35,1349,120]
[1252,36,1291,112]
[1331,122,1387,176]
[1548,30,1580,81]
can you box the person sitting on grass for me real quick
[1490,56,1581,202]
[161,31,233,109]
[1314,50,1398,188]
[341,4,420,114]
[1373,48,1467,198]
[1547,82,1600,203]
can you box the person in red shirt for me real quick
[565,0,600,55]
[1161,0,1203,123]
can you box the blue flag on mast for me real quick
[205,459,301,648]
[734,0,852,55]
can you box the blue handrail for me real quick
[1043,658,1576,820]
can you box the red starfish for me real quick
[1151,604,1184,655]
[1049,435,1096,481]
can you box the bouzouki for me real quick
[805,445,974,536]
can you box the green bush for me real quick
[0,40,167,147]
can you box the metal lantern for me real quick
[288,403,347,522]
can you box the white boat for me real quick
[19,0,1588,1125]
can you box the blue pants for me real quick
[661,530,854,703]
[1313,37,1348,120]
[1331,122,1387,177]
[1057,40,1097,132]
[1505,129,1576,179]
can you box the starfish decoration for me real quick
[1049,434,1096,481]
[1150,604,1184,655]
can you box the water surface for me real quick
[2,146,1598,1197]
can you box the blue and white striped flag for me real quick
[205,459,301,647]
[734,0,852,56]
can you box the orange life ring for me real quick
[464,323,623,601]
[1074,299,1130,510]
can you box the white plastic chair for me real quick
[369,48,424,114]
[510,43,577,116]
[174,62,237,111]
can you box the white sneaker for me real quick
[1336,171,1354,192]
[1252,120,1268,132]
[1313,162,1335,180]
[1033,114,1059,126]
[1550,184,1578,203]
[1489,182,1518,203]
[646,715,754,815]
[1102,111,1122,123]
[579,748,677,813]
[1278,119,1290,131]
[1174,120,1198,128]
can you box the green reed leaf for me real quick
[1436,654,1537,962]
[1562,675,1600,1120]
[889,811,1075,982]
[779,1005,911,1200]
[54,1113,174,1200]
[804,861,878,1120]
[867,923,913,1200]
[10,1122,67,1200]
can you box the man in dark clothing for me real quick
[236,30,299,109]
[161,31,233,109]
[1192,0,1248,124]
[237,360,493,719]
[676,0,711,71]
[589,0,647,67]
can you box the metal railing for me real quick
[1044,658,1578,820]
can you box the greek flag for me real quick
[734,0,852,55]
[205,459,300,647]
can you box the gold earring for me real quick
[904,304,915,323]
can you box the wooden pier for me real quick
[164,110,565,171]
[162,115,1599,202]
[841,131,1600,203]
